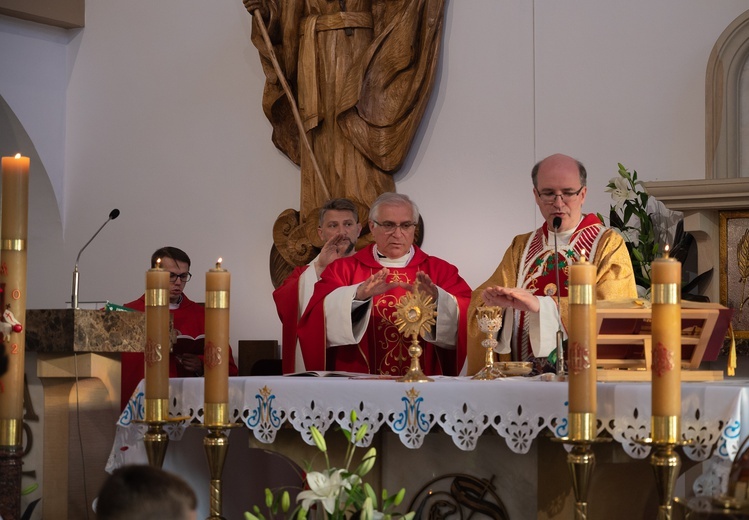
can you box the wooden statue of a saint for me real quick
[243,0,445,286]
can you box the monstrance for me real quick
[393,282,437,383]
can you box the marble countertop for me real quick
[25,309,145,353]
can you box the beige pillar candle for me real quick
[205,258,230,406]
[144,259,170,402]
[0,154,29,446]
[651,248,682,424]
[568,253,597,415]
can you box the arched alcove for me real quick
[706,9,749,179]
[0,94,65,308]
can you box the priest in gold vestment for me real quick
[467,154,637,375]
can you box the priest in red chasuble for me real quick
[297,193,471,376]
[273,198,362,373]
[467,154,637,374]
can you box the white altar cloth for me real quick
[107,375,749,500]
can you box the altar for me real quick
[104,375,749,519]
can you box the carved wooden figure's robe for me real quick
[250,0,446,218]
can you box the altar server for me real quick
[120,246,238,409]
[298,193,471,376]
[274,198,362,373]
[467,154,637,374]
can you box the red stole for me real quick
[514,214,606,360]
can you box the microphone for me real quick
[552,217,565,378]
[71,209,120,309]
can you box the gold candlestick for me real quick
[393,282,436,383]
[194,402,241,520]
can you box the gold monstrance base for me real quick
[394,283,437,383]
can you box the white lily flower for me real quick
[297,469,348,514]
[606,176,634,211]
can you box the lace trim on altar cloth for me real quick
[107,377,749,498]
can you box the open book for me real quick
[173,334,205,357]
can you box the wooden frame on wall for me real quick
[719,210,749,338]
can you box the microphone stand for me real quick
[71,209,120,308]
[552,218,565,378]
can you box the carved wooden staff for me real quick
[249,8,331,201]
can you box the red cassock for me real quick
[272,264,309,374]
[120,294,238,410]
[297,245,471,376]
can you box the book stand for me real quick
[594,300,733,381]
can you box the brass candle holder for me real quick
[473,306,505,380]
[553,412,610,519]
[393,282,437,383]
[135,398,189,468]
[195,402,241,520]
[639,416,689,520]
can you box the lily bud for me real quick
[310,426,327,452]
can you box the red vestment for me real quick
[297,245,470,375]
[120,294,238,410]
[272,264,310,374]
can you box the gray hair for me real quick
[369,192,419,223]
[318,198,359,227]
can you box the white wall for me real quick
[0,1,747,348]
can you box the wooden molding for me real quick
[0,0,84,29]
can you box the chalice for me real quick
[473,306,505,380]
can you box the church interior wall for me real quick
[0,0,747,354]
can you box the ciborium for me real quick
[473,306,505,380]
[394,281,437,383]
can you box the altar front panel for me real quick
[108,376,749,519]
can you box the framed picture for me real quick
[720,210,749,339]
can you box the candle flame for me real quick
[14,153,21,159]
[580,248,587,263]
[664,244,670,258]
[216,257,223,269]
[156,258,161,268]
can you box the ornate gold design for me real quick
[568,341,591,375]
[393,282,436,383]
[145,337,163,365]
[204,341,222,369]
[652,342,675,377]
[473,306,505,380]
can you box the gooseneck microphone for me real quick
[552,216,565,377]
[71,209,120,309]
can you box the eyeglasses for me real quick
[169,272,192,283]
[371,220,417,234]
[536,186,585,204]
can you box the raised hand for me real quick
[355,268,405,301]
[481,286,540,313]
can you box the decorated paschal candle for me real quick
[204,258,230,423]
[567,251,597,440]
[650,246,682,442]
[0,153,29,447]
[144,259,170,419]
